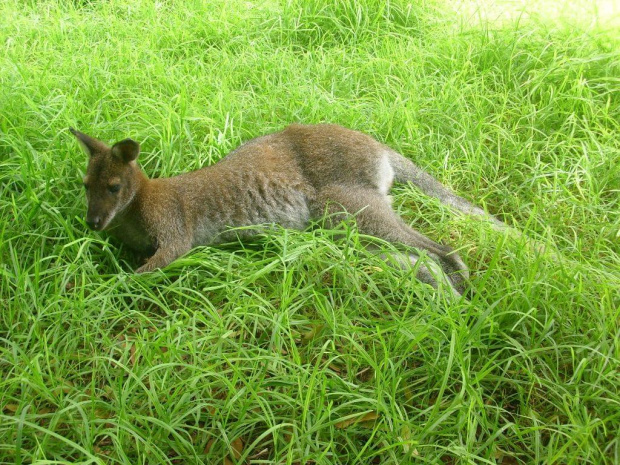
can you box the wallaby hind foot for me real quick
[313,185,470,295]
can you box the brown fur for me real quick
[72,124,506,294]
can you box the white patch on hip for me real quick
[377,151,395,196]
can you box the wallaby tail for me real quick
[387,150,506,228]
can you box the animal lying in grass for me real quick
[71,124,506,295]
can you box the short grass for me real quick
[1,0,619,463]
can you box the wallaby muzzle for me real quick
[86,202,112,231]
[86,214,102,230]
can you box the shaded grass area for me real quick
[1,0,619,463]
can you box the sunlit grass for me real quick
[0,0,619,463]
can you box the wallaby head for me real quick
[70,128,144,231]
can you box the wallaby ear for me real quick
[70,127,108,156]
[111,138,140,162]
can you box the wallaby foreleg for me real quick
[136,241,192,273]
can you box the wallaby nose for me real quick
[86,216,101,230]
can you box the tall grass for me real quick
[1,0,618,463]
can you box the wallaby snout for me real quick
[84,196,115,231]
[86,214,102,230]
[85,205,106,230]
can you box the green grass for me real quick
[1,0,619,463]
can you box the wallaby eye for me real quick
[108,184,121,193]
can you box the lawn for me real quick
[1,0,619,463]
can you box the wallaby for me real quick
[71,124,506,295]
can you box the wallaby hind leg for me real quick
[386,150,506,228]
[313,185,469,295]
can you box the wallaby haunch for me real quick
[71,124,506,295]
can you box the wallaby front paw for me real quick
[136,262,156,273]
